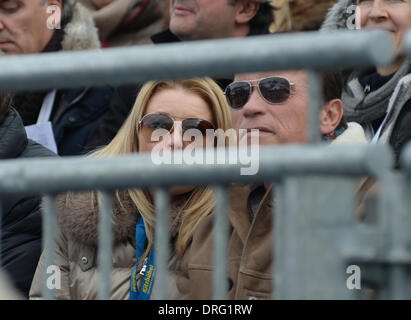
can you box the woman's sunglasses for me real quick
[138,113,216,143]
[224,76,295,109]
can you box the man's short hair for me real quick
[321,70,347,129]
[322,70,343,102]
[229,0,275,35]
[249,2,275,35]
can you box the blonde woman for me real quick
[29,78,232,299]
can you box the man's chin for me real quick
[240,131,279,147]
[0,44,19,55]
[169,21,197,40]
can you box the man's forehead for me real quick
[234,70,308,82]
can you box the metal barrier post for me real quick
[308,70,323,144]
[154,188,170,300]
[213,185,229,300]
[97,191,114,300]
[0,201,2,268]
[42,194,57,300]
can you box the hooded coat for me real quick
[0,108,56,298]
[29,191,182,300]
[321,0,411,163]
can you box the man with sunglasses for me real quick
[86,0,275,150]
[176,70,367,300]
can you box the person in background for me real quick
[29,78,233,299]
[0,93,56,298]
[0,0,115,156]
[269,0,337,33]
[322,0,411,165]
[76,0,165,47]
[177,69,368,299]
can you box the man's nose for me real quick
[241,87,267,118]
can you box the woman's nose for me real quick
[167,123,183,151]
[368,0,389,22]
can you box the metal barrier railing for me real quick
[0,29,404,299]
[0,144,393,299]
[0,30,394,92]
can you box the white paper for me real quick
[37,90,56,123]
[25,121,58,154]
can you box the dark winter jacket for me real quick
[6,1,115,156]
[52,86,114,156]
[0,108,56,298]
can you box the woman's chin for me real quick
[169,186,194,197]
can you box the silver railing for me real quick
[3,29,411,299]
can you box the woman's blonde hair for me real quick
[92,77,232,259]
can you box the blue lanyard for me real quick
[129,217,156,300]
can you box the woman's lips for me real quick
[245,127,272,133]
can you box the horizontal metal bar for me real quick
[403,29,411,61]
[0,144,393,196]
[0,30,394,92]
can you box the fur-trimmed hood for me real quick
[321,0,356,31]
[60,0,101,51]
[56,191,138,246]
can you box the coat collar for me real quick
[57,191,138,246]
[228,184,273,246]
[331,122,368,145]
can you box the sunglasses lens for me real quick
[259,77,291,104]
[140,113,173,142]
[182,119,215,136]
[225,82,251,109]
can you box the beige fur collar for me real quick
[56,191,138,246]
[62,1,101,51]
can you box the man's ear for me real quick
[47,0,62,8]
[320,99,344,135]
[234,0,260,25]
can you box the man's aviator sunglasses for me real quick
[224,76,295,109]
